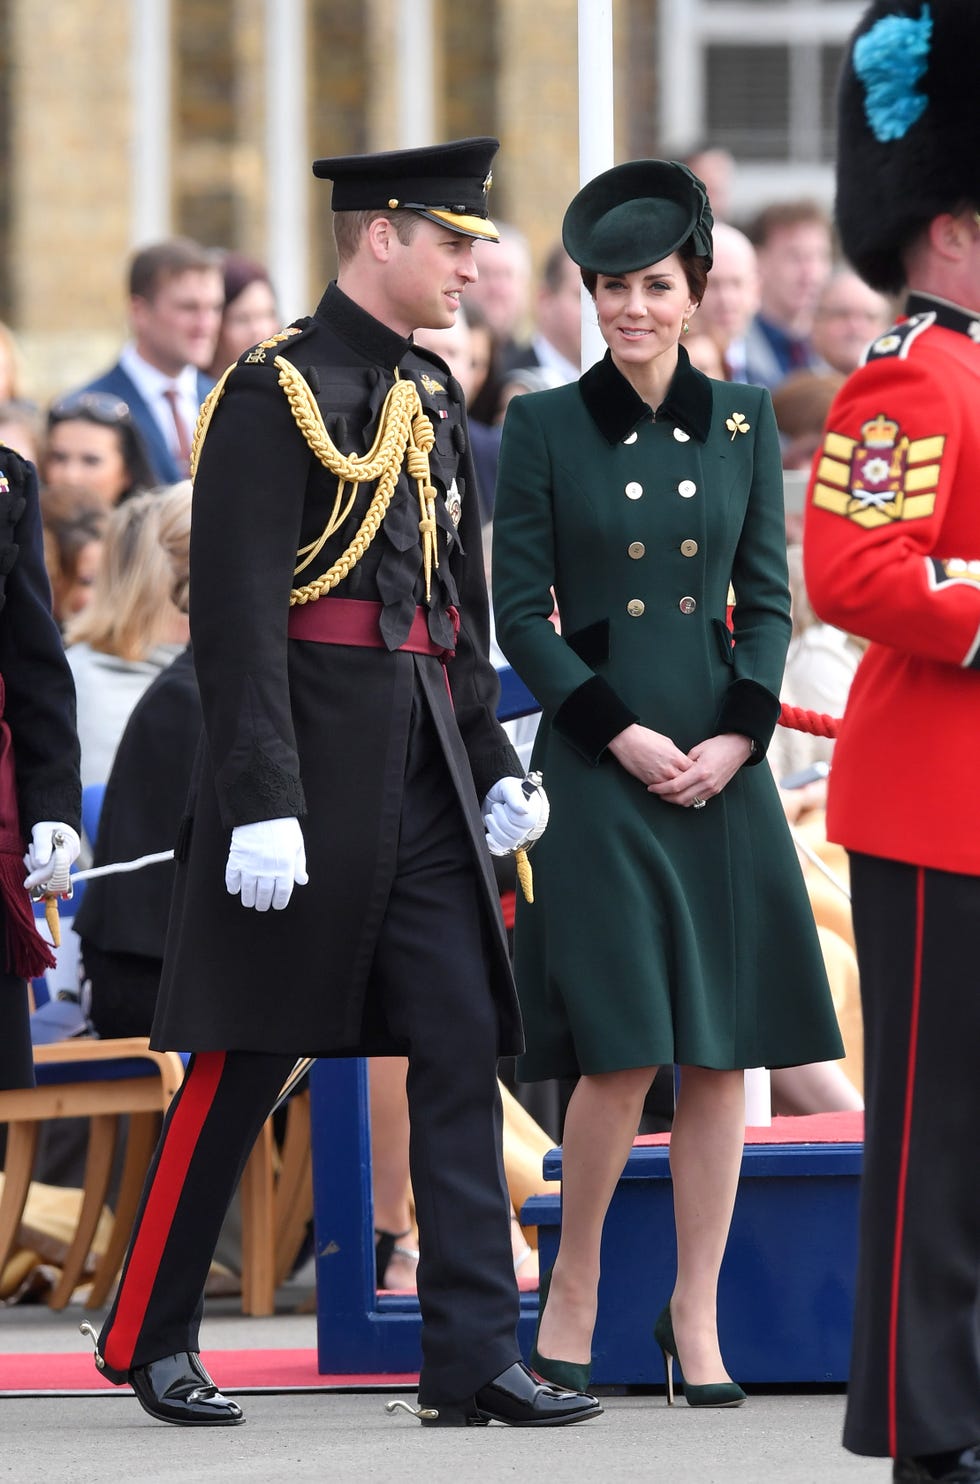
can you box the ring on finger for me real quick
[692,796,707,809]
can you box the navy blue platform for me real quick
[528,1123,862,1386]
[311,1052,862,1383]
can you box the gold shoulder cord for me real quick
[189,334,534,898]
[190,330,441,606]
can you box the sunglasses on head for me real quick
[48,391,132,426]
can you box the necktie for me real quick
[163,387,192,477]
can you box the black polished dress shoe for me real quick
[398,1360,602,1427]
[129,1352,245,1426]
[894,1444,980,1482]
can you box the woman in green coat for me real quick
[492,161,843,1405]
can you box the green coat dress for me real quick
[492,348,844,1078]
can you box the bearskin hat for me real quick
[836,0,980,294]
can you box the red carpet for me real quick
[635,1110,864,1148]
[0,1349,418,1396]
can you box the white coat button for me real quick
[673,428,691,442]
[623,431,638,444]
[625,481,643,499]
[679,596,697,615]
[627,598,645,617]
[680,539,699,557]
[678,479,697,498]
[628,541,645,559]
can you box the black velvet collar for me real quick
[579,344,713,445]
[905,292,980,342]
[313,281,413,368]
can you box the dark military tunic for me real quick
[152,284,522,1058]
[492,349,843,1078]
[0,448,81,1090]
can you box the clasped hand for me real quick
[608,725,753,807]
[225,817,309,911]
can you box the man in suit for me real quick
[502,242,582,386]
[85,137,599,1433]
[72,239,223,485]
[742,200,833,390]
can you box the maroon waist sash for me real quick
[287,597,458,660]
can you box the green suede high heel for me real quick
[653,1304,746,1408]
[529,1268,593,1391]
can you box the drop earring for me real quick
[682,320,690,335]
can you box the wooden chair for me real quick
[1,777,314,1315]
[0,1037,313,1315]
[0,1037,185,1309]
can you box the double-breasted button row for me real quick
[622,478,697,501]
[627,596,697,616]
[625,539,697,559]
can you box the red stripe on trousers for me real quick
[103,1051,226,1375]
[887,867,925,1458]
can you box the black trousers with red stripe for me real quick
[97,698,520,1404]
[843,853,980,1460]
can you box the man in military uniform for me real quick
[87,137,599,1432]
[804,4,980,1479]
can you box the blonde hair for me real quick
[64,482,192,658]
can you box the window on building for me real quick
[657,0,864,212]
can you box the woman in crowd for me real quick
[64,483,191,788]
[207,252,280,377]
[42,392,157,507]
[40,485,107,629]
[492,160,843,1404]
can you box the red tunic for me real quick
[803,294,980,876]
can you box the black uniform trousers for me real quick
[98,694,520,1403]
[843,852,980,1460]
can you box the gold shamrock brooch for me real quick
[726,412,750,441]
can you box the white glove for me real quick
[23,822,82,893]
[225,817,309,912]
[482,775,550,857]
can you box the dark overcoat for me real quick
[152,285,522,1058]
[492,349,843,1078]
[74,644,200,962]
[0,448,81,1090]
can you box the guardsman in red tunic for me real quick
[804,4,980,1479]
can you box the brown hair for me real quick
[744,200,831,251]
[332,208,421,265]
[580,237,709,304]
[128,238,221,301]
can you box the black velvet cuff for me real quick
[553,675,639,766]
[714,678,782,763]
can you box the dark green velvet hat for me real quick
[562,160,713,275]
